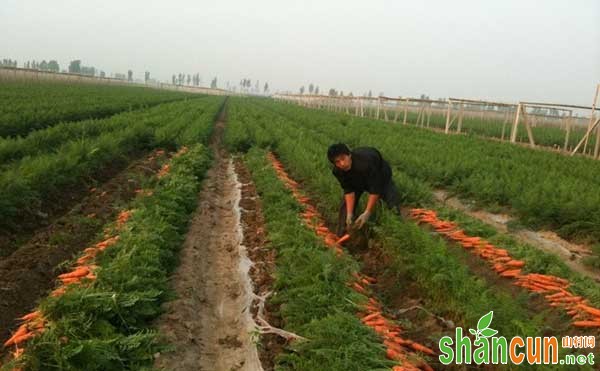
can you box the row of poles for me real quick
[273,84,600,160]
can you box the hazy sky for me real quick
[2,0,599,105]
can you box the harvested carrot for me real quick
[352,282,366,294]
[3,326,28,347]
[577,304,600,317]
[410,342,435,355]
[505,260,525,268]
[499,269,521,278]
[365,319,388,327]
[20,311,41,322]
[336,234,351,245]
[386,348,401,360]
[58,267,89,279]
[573,321,600,328]
[362,312,382,322]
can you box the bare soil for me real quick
[433,189,600,282]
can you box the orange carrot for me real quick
[362,312,382,322]
[20,311,41,321]
[577,304,600,317]
[336,234,351,245]
[410,342,436,355]
[505,260,525,268]
[365,319,388,327]
[499,269,521,278]
[573,321,600,328]
[58,267,90,279]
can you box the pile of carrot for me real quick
[268,153,434,370]
[1,148,185,369]
[410,208,600,329]
[157,146,188,179]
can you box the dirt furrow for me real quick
[154,119,263,371]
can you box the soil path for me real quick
[433,189,600,282]
[154,118,263,370]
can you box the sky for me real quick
[1,0,599,105]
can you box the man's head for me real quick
[327,143,352,171]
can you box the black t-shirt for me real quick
[332,147,392,195]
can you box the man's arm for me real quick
[345,192,356,216]
[365,193,379,213]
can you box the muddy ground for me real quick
[154,114,279,370]
[433,189,600,282]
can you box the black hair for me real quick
[327,143,351,163]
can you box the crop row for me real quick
[0,81,196,137]
[0,97,224,232]
[1,144,212,370]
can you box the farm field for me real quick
[1,85,599,371]
[0,81,196,137]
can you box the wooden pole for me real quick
[393,99,400,122]
[376,98,381,119]
[426,103,432,128]
[501,111,508,141]
[403,98,409,125]
[583,84,599,154]
[510,103,522,143]
[444,100,452,133]
[563,112,572,151]
[594,115,600,158]
[520,105,536,147]
[457,103,464,133]
[571,117,600,156]
[383,100,389,121]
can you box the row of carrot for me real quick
[268,153,434,371]
[1,148,184,369]
[410,208,600,329]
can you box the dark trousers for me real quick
[336,180,401,237]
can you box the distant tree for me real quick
[172,74,176,85]
[145,71,150,83]
[348,92,354,97]
[68,60,81,74]
[264,82,269,94]
[210,77,218,88]
[328,88,337,96]
[368,90,372,98]
[315,86,319,95]
[309,83,314,95]
[187,74,191,85]
[300,86,305,94]
[100,71,106,78]
[127,70,133,81]
[48,60,60,72]
[39,60,48,70]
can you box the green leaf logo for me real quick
[477,311,493,331]
[470,311,497,341]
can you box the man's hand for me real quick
[354,210,371,229]
[345,212,354,227]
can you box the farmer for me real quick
[327,143,402,237]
